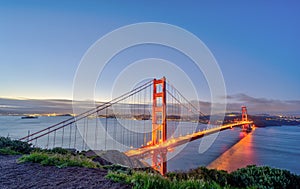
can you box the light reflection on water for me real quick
[207,129,256,172]
[167,127,244,172]
[205,126,300,174]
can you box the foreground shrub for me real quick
[33,147,74,155]
[18,152,101,168]
[106,171,224,189]
[167,166,229,186]
[102,164,131,172]
[0,137,32,154]
[107,165,300,189]
[230,165,300,188]
[0,147,21,155]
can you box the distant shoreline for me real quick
[0,113,299,127]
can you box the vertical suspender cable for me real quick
[53,130,56,148]
[47,128,50,149]
[105,108,108,150]
[74,122,77,149]
[69,122,72,148]
[62,125,64,148]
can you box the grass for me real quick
[106,165,300,189]
[2,137,299,188]
[0,137,97,169]
[0,137,32,155]
[18,152,101,168]
[0,136,124,171]
[33,147,76,155]
[106,171,226,189]
[0,147,21,155]
[230,165,300,188]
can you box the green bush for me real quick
[102,164,131,173]
[48,147,71,155]
[106,172,130,183]
[33,147,73,155]
[18,152,101,168]
[0,137,32,154]
[167,165,300,188]
[0,147,21,155]
[229,165,300,188]
[107,165,300,189]
[106,171,224,189]
[167,166,229,186]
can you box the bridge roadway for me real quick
[125,121,253,158]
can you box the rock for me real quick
[84,150,149,168]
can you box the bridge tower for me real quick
[151,77,167,175]
[241,106,251,132]
[241,106,248,121]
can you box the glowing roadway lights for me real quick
[125,120,253,158]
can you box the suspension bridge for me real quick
[19,77,253,175]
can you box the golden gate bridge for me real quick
[19,77,253,175]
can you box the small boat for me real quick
[21,116,38,119]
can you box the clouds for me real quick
[0,98,73,115]
[226,93,300,114]
[0,94,299,116]
[193,93,300,115]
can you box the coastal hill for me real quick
[222,113,300,127]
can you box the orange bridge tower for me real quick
[241,106,248,122]
[151,77,167,175]
[241,106,252,132]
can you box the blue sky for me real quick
[0,1,299,104]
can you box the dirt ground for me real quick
[0,155,130,189]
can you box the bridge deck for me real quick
[125,121,253,158]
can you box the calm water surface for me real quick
[207,126,300,174]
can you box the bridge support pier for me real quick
[152,149,167,175]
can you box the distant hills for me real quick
[0,97,299,127]
[0,97,299,118]
[0,98,73,115]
